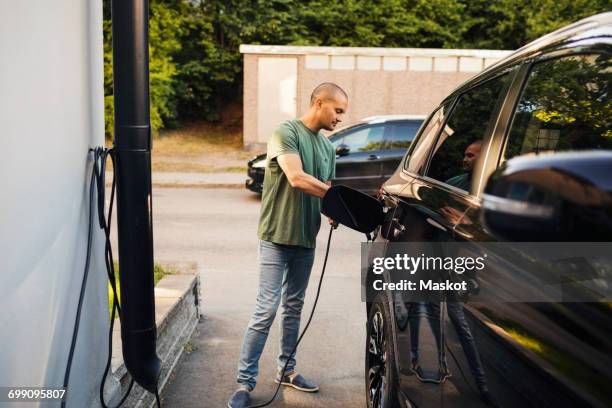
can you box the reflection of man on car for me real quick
[445,140,482,191]
[408,138,498,406]
[439,140,482,224]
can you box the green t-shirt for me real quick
[446,173,471,191]
[257,119,336,248]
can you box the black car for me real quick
[365,13,612,408]
[246,116,424,195]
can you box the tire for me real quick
[365,293,399,408]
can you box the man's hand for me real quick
[328,218,339,229]
[277,154,331,198]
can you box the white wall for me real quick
[256,57,297,143]
[0,1,107,407]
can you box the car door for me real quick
[453,50,612,408]
[332,124,386,194]
[379,103,454,408]
[379,120,423,184]
[386,70,518,407]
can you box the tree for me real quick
[101,0,611,134]
[103,0,185,138]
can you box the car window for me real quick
[383,121,422,150]
[330,131,346,148]
[404,103,453,174]
[336,125,385,153]
[503,54,612,161]
[426,73,511,192]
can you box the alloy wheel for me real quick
[368,310,387,408]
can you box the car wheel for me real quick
[366,294,399,408]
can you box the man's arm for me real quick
[277,154,330,198]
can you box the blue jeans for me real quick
[407,302,442,362]
[237,240,315,391]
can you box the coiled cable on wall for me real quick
[62,147,161,408]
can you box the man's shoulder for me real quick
[267,119,301,157]
[276,119,300,135]
[445,173,469,188]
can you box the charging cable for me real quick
[61,148,100,407]
[62,147,161,408]
[96,147,138,408]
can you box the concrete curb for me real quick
[99,263,201,408]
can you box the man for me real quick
[228,83,348,408]
[445,140,482,191]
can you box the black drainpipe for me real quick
[111,0,161,393]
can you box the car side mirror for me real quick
[336,144,350,157]
[482,152,612,241]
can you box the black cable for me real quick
[248,226,335,408]
[94,149,121,316]
[61,147,158,407]
[97,148,142,408]
[61,149,98,407]
[155,387,162,408]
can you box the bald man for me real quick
[445,140,482,191]
[228,83,348,408]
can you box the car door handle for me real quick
[367,154,380,160]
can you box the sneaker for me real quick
[438,364,452,383]
[411,359,452,384]
[227,389,251,408]
[410,359,427,382]
[478,385,501,408]
[274,373,319,392]
[437,368,452,384]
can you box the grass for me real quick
[105,117,258,174]
[153,120,243,155]
[108,261,179,320]
[151,161,246,173]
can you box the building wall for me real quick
[0,1,107,407]
[241,46,513,148]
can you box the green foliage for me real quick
[506,54,612,158]
[107,261,177,320]
[102,0,610,134]
[104,95,114,140]
[458,0,529,49]
[295,0,466,48]
[103,0,185,138]
[524,0,611,39]
[149,0,185,130]
[103,18,114,139]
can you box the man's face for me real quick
[316,93,348,131]
[462,142,481,172]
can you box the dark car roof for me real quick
[442,12,612,105]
